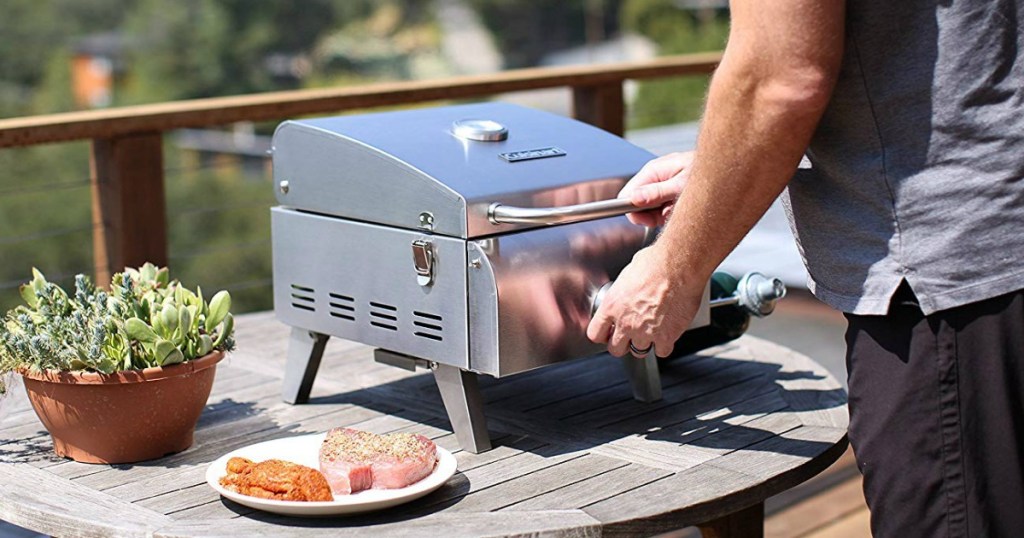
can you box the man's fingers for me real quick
[608,328,629,357]
[586,313,613,344]
[626,209,662,227]
[654,338,675,359]
[630,176,683,207]
[620,152,693,197]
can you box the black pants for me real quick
[845,284,1024,538]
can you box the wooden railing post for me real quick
[572,82,625,136]
[89,132,168,285]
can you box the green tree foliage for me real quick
[467,0,625,68]
[163,158,277,314]
[621,0,729,128]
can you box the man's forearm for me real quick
[654,1,845,282]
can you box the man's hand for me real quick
[586,244,704,358]
[618,151,694,228]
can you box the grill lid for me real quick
[272,102,654,238]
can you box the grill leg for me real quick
[623,351,662,403]
[282,328,329,404]
[432,364,492,453]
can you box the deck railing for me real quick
[0,52,720,284]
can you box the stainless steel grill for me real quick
[271,103,784,453]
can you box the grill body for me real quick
[271,103,714,452]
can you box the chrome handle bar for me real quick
[487,198,659,226]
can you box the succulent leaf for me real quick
[213,313,234,348]
[18,284,38,309]
[163,349,184,366]
[125,318,159,343]
[30,268,46,292]
[178,308,192,340]
[161,305,178,334]
[140,263,156,282]
[206,291,231,332]
[154,339,181,366]
[198,334,213,356]
[155,267,170,287]
[151,312,167,339]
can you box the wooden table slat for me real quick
[502,462,672,512]
[0,462,172,538]
[444,453,630,513]
[153,510,603,538]
[582,463,757,534]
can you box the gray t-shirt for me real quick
[783,0,1024,315]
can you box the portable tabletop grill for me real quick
[271,103,785,453]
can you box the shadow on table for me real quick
[310,353,845,454]
[295,345,845,482]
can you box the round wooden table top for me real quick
[0,312,848,537]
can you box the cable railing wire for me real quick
[162,155,271,177]
[0,177,92,197]
[221,278,273,292]
[168,240,271,261]
[169,202,272,221]
[0,223,93,246]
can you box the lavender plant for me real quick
[0,264,235,394]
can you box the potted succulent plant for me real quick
[0,263,235,464]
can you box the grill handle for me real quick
[488,198,659,226]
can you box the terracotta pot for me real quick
[20,351,224,464]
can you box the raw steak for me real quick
[319,428,437,494]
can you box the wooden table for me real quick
[0,312,847,537]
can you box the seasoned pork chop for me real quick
[319,428,437,494]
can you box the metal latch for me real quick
[412,239,434,286]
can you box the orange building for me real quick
[70,33,124,109]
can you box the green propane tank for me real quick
[590,271,785,358]
[669,272,751,358]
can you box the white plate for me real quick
[206,432,457,516]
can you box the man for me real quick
[587,1,1024,536]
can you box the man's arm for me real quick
[588,0,846,358]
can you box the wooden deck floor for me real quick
[765,447,869,537]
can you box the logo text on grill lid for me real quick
[499,147,566,163]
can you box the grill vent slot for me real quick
[293,293,446,340]
[290,284,316,312]
[413,311,444,342]
[328,292,355,321]
[369,301,398,331]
